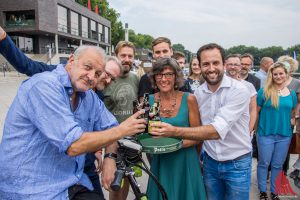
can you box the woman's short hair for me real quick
[277,55,299,73]
[149,57,184,90]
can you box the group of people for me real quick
[0,23,299,200]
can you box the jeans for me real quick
[257,134,291,193]
[203,152,252,200]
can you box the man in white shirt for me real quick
[225,54,257,133]
[150,43,252,200]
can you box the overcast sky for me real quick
[109,0,300,53]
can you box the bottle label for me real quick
[148,120,160,133]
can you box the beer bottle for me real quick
[142,93,150,133]
[148,101,161,133]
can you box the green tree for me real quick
[226,45,260,65]
[172,43,185,53]
[128,29,154,49]
[260,46,284,62]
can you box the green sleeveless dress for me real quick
[146,92,206,200]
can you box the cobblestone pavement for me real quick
[0,71,299,200]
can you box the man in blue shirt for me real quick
[0,26,123,199]
[0,43,146,199]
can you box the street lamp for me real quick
[125,23,129,41]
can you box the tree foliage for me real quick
[128,29,154,49]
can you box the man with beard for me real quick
[225,54,257,134]
[150,43,253,200]
[0,26,123,199]
[102,41,139,123]
[240,53,261,91]
[101,41,139,200]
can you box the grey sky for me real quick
[109,0,300,52]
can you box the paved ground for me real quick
[0,71,299,200]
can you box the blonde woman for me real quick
[256,62,297,200]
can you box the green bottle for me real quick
[148,101,161,133]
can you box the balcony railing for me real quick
[6,19,35,27]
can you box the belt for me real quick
[205,152,252,163]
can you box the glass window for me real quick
[81,16,88,38]
[5,10,35,27]
[91,20,97,40]
[98,23,103,42]
[70,11,79,36]
[11,36,33,53]
[104,26,109,43]
[57,5,68,33]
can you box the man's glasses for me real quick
[155,72,175,79]
[241,63,251,67]
[105,70,116,82]
[227,63,240,67]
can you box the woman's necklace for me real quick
[158,92,177,115]
[277,86,286,96]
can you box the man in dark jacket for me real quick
[240,53,261,91]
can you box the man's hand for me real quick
[101,157,116,191]
[0,26,6,41]
[95,150,103,173]
[118,110,146,137]
[149,121,177,138]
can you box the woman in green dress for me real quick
[146,57,206,200]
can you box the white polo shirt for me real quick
[194,75,252,161]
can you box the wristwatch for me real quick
[104,152,117,160]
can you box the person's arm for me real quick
[249,95,257,132]
[26,78,146,156]
[150,87,250,141]
[66,111,145,156]
[0,26,56,76]
[254,89,263,131]
[151,122,219,140]
[182,94,201,147]
[101,142,118,191]
[291,91,297,126]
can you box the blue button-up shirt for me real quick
[0,65,118,199]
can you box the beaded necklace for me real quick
[158,91,177,115]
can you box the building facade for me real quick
[0,0,111,63]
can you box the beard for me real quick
[239,68,248,76]
[226,69,238,77]
[121,62,132,75]
[202,70,224,85]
